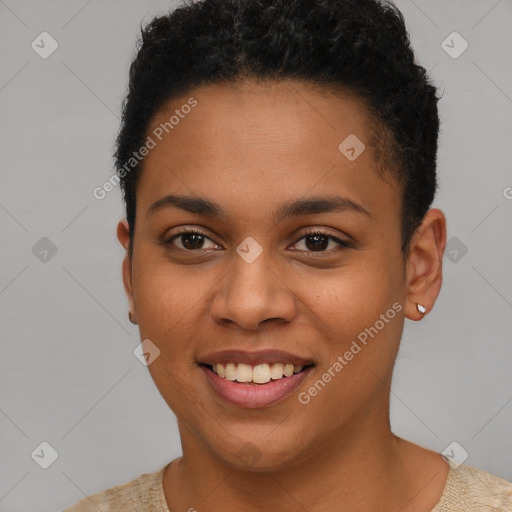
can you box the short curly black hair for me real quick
[114,0,440,257]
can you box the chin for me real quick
[209,433,310,472]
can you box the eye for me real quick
[291,229,352,253]
[164,228,221,251]
[161,228,352,254]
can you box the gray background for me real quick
[0,1,511,510]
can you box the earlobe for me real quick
[404,208,447,321]
[117,219,137,324]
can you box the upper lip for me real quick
[199,349,315,367]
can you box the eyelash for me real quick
[163,227,352,255]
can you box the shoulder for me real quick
[432,463,512,512]
[61,464,170,512]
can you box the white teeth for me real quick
[225,363,237,381]
[270,363,284,379]
[253,364,271,384]
[283,363,294,377]
[209,362,308,383]
[235,363,253,382]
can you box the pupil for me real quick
[306,234,328,251]
[182,233,204,250]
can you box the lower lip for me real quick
[200,365,314,408]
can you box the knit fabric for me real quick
[62,462,512,511]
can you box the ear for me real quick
[117,219,137,324]
[404,208,447,321]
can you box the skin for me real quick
[117,79,448,512]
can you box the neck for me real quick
[162,410,424,512]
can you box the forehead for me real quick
[149,79,372,151]
[137,79,400,224]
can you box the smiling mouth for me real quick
[201,362,315,385]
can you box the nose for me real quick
[210,251,297,331]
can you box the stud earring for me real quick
[128,311,137,324]
[416,304,426,314]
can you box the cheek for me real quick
[131,260,198,350]
[301,285,403,427]
[305,255,404,381]
[133,264,208,413]
[306,259,400,330]
[133,244,204,313]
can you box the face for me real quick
[117,79,443,471]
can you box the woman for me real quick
[64,0,512,510]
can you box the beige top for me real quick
[63,462,512,511]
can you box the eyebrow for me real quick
[146,194,372,221]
